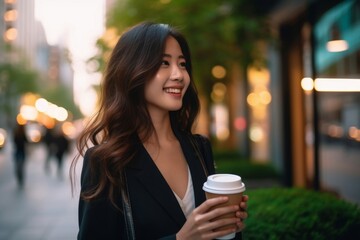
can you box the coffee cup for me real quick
[203,174,246,240]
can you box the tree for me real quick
[106,0,270,93]
[93,0,272,155]
[0,63,39,128]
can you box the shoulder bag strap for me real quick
[188,134,209,177]
[121,171,136,240]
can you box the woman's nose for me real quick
[170,65,184,81]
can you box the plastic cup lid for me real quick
[203,174,246,194]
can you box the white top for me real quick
[173,167,195,218]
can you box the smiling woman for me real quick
[144,36,190,113]
[70,22,249,240]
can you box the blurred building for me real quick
[1,0,46,67]
[0,0,74,127]
[217,0,360,206]
[262,0,360,205]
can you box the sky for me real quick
[34,0,106,116]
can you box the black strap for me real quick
[121,171,135,240]
[188,134,209,177]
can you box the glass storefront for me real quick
[314,0,360,205]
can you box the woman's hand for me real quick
[235,195,249,233]
[176,196,242,240]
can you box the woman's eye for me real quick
[179,62,187,68]
[161,60,170,66]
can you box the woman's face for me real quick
[144,36,190,115]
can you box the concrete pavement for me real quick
[0,141,81,240]
[1,137,357,240]
[0,139,281,240]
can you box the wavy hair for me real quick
[70,22,200,207]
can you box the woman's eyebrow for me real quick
[162,53,185,59]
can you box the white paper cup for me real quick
[203,174,246,240]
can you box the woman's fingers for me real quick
[240,195,249,210]
[199,215,240,232]
[204,225,238,240]
[194,196,229,214]
[236,210,248,220]
[236,220,246,232]
[234,194,249,233]
[191,197,240,230]
[178,196,245,239]
[195,203,240,234]
[201,216,240,239]
[202,204,239,221]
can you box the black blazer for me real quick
[77,130,242,240]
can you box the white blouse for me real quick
[172,167,195,218]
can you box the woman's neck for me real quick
[146,110,176,146]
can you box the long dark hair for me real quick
[70,22,200,206]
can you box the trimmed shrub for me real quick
[213,152,279,179]
[243,188,360,240]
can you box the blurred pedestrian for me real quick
[53,126,69,178]
[43,126,55,173]
[13,123,28,188]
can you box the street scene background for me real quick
[0,141,80,240]
[1,0,360,239]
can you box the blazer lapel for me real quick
[175,131,208,207]
[128,145,186,227]
[126,131,208,228]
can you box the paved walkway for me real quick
[2,138,358,240]
[0,139,282,240]
[0,141,81,240]
[11,137,356,240]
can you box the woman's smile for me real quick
[164,87,182,94]
[145,36,190,112]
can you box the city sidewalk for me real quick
[0,141,81,240]
[0,138,283,240]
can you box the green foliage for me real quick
[0,63,39,121]
[215,159,279,179]
[214,150,279,179]
[243,188,360,240]
[103,0,270,95]
[0,63,39,96]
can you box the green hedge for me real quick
[213,151,279,179]
[242,188,360,240]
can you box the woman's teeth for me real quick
[164,88,181,93]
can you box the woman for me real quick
[71,22,248,240]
